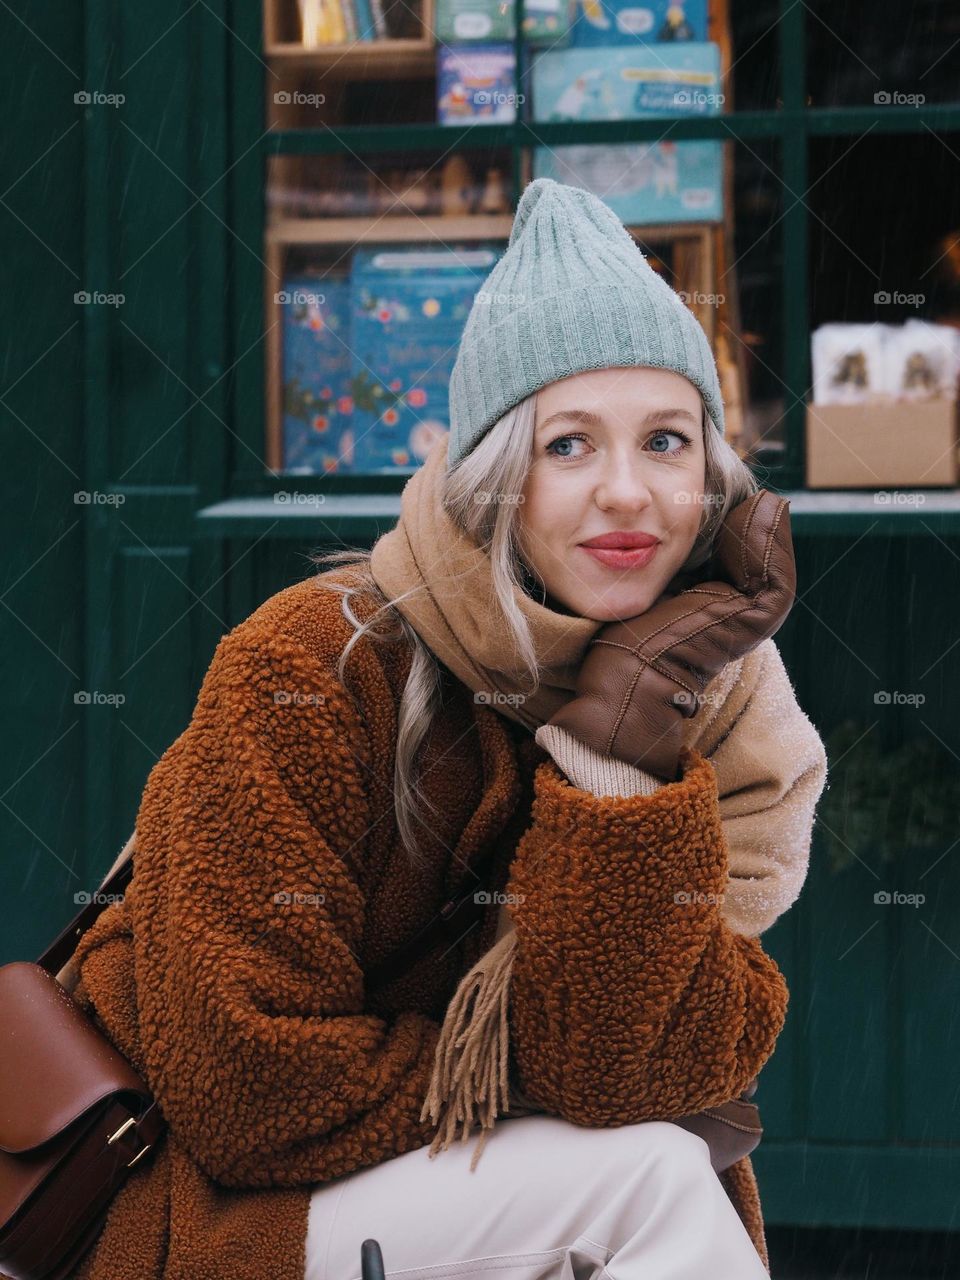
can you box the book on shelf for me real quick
[297,0,385,45]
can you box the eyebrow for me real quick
[536,407,701,436]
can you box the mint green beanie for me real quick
[447,178,724,468]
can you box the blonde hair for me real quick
[309,388,757,867]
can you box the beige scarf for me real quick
[368,436,609,1169]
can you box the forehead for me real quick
[534,367,702,423]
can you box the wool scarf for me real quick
[368,437,647,1170]
[369,437,606,734]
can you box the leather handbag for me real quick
[0,842,165,1280]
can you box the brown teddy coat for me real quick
[66,571,827,1280]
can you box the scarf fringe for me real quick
[419,927,518,1171]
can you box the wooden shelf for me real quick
[266,217,716,247]
[264,0,437,79]
[266,40,436,79]
[267,214,515,245]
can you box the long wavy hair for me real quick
[308,388,758,867]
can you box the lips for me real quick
[580,543,659,570]
[579,531,660,550]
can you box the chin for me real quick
[565,585,660,622]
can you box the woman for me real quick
[69,180,827,1280]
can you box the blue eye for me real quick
[544,427,694,460]
[544,432,589,459]
[650,430,693,453]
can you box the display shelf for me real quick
[194,489,960,540]
[261,103,960,157]
[266,214,516,245]
[265,43,437,77]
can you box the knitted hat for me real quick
[447,178,724,467]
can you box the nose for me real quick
[593,453,655,514]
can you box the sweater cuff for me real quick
[534,723,664,798]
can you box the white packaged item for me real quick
[811,323,888,405]
[884,319,960,400]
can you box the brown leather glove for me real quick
[545,489,797,781]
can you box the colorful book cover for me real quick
[437,44,519,124]
[280,276,356,475]
[569,0,708,47]
[352,0,378,40]
[348,244,503,474]
[436,0,513,42]
[531,41,722,120]
[533,140,722,223]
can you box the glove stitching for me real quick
[607,593,766,758]
[738,491,765,585]
[760,501,786,582]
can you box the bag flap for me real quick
[0,962,152,1154]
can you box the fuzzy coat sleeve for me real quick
[71,626,442,1190]
[501,744,792,1128]
[534,637,828,938]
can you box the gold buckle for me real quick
[107,1116,135,1144]
[107,1115,152,1168]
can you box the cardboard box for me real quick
[805,400,959,489]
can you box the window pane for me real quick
[806,0,960,107]
[263,0,784,130]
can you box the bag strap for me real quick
[37,831,137,976]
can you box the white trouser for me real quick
[304,1113,770,1280]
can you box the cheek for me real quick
[521,470,571,544]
